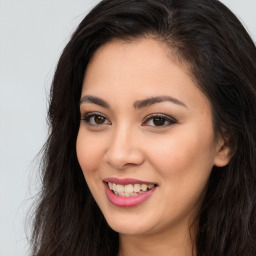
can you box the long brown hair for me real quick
[31,0,256,255]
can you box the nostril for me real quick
[104,147,145,169]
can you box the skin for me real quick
[76,38,231,256]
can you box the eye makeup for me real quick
[81,111,178,129]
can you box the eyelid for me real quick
[81,111,177,128]
[142,113,177,127]
[81,111,111,126]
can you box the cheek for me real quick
[76,128,108,205]
[76,129,103,175]
[147,129,215,222]
[146,127,215,180]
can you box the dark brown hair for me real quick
[31,0,256,255]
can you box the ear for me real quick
[214,136,233,167]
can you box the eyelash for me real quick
[142,113,177,127]
[81,112,111,127]
[81,112,177,128]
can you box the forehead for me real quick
[84,39,187,87]
[81,38,209,111]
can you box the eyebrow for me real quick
[80,95,110,108]
[133,96,187,109]
[80,95,187,109]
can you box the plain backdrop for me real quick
[0,1,255,255]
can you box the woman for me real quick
[31,0,256,255]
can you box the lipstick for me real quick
[104,177,156,185]
[103,178,157,207]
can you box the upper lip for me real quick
[103,177,157,185]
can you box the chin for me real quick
[108,221,149,236]
[102,209,159,236]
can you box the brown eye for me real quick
[94,115,105,124]
[82,113,111,126]
[143,114,177,128]
[152,117,165,126]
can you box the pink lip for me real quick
[103,177,157,185]
[104,182,157,208]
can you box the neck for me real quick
[118,221,196,256]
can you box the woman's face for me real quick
[76,38,230,237]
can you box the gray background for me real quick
[0,1,255,255]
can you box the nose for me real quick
[104,126,145,170]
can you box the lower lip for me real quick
[104,183,157,208]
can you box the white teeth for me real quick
[141,184,147,192]
[108,182,113,190]
[114,192,134,197]
[107,182,156,197]
[134,184,140,192]
[125,184,133,193]
[116,184,125,193]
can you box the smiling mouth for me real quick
[106,182,157,197]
